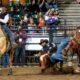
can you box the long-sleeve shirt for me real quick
[14,30,27,45]
[0,14,9,24]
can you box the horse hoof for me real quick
[59,68,63,72]
[75,67,80,73]
[41,69,46,73]
[75,70,80,73]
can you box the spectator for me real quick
[9,6,14,18]
[45,8,59,44]
[19,15,28,29]
[48,0,55,8]
[54,10,60,24]
[28,17,36,33]
[48,0,58,11]
[38,0,48,12]
[38,11,46,34]
[14,28,27,67]
[13,6,20,26]
[20,6,28,16]
[0,0,2,7]
[27,0,40,13]
[9,0,13,6]
[45,8,59,25]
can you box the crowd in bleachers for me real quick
[5,0,60,34]
[0,0,60,67]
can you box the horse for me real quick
[0,26,14,67]
[40,37,74,73]
[62,31,80,72]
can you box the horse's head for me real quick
[62,38,78,57]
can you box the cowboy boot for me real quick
[75,67,80,73]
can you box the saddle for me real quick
[0,26,10,55]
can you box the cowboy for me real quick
[0,6,15,46]
[49,37,70,69]
[35,39,49,71]
[0,6,14,68]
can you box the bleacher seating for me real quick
[59,0,80,26]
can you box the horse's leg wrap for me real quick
[40,55,45,67]
[59,61,63,71]
[39,54,48,71]
[75,49,80,72]
[76,49,80,71]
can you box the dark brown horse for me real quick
[62,31,80,72]
[62,39,78,56]
[42,38,78,73]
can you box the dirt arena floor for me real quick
[0,66,80,80]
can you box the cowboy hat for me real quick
[39,39,48,45]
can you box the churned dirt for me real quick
[0,66,80,80]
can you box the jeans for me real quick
[1,24,14,44]
[14,45,26,66]
[1,53,9,68]
[48,24,56,44]
[50,37,70,63]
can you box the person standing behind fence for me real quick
[13,28,27,67]
[45,8,59,44]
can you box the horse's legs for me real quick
[75,49,80,72]
[51,60,63,71]
[77,51,80,67]
[40,54,52,73]
[9,48,14,67]
[59,61,63,71]
[39,55,46,72]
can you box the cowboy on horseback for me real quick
[0,6,16,68]
[0,5,15,47]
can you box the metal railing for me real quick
[10,25,77,66]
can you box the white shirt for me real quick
[45,15,58,21]
[0,14,9,24]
